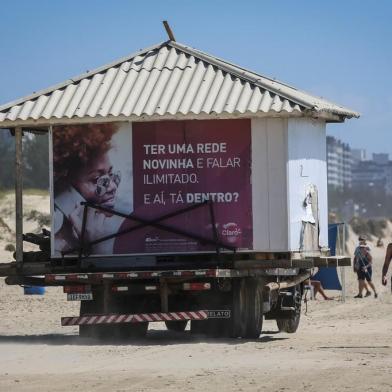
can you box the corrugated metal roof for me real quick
[0,41,359,127]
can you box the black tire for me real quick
[188,291,232,338]
[79,296,115,340]
[190,315,228,337]
[79,290,102,338]
[115,297,149,340]
[190,320,205,335]
[276,314,300,333]
[79,291,149,340]
[115,322,149,339]
[165,320,188,332]
[231,279,248,338]
[276,285,302,334]
[244,279,263,339]
[190,318,231,338]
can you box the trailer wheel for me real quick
[276,285,302,334]
[165,320,188,332]
[190,320,205,335]
[190,292,232,338]
[190,318,231,338]
[79,292,149,340]
[276,312,301,333]
[244,279,263,339]
[78,293,118,340]
[115,297,149,340]
[115,322,149,339]
[232,279,248,338]
[79,293,102,339]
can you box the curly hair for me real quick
[53,123,118,181]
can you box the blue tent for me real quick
[312,224,342,290]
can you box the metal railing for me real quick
[62,200,236,263]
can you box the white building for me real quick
[352,159,392,196]
[327,136,352,190]
[351,148,367,163]
[372,153,389,165]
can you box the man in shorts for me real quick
[353,235,378,298]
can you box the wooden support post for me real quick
[15,127,23,268]
[340,266,346,302]
[341,224,346,302]
[162,21,176,41]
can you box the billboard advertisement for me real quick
[52,119,252,256]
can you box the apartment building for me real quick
[327,136,352,190]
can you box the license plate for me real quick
[67,293,93,301]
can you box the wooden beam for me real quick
[234,259,293,269]
[163,21,176,41]
[265,272,311,292]
[312,256,351,267]
[14,127,23,267]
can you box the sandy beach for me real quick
[0,194,391,391]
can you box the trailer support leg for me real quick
[14,127,23,269]
[340,266,346,302]
[103,281,111,313]
[160,278,168,313]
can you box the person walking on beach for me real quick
[353,235,378,298]
[381,242,392,287]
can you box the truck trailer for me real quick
[0,39,358,339]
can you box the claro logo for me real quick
[221,222,242,244]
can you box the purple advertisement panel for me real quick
[52,120,252,256]
[114,119,252,254]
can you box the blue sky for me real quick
[1,0,391,155]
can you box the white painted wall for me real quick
[252,117,328,252]
[251,118,288,251]
[251,119,269,250]
[286,118,328,250]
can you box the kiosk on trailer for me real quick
[0,27,358,339]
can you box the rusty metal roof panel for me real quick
[0,41,359,126]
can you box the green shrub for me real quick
[4,243,15,252]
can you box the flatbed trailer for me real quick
[0,253,350,339]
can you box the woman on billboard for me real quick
[52,122,132,256]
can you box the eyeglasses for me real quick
[95,171,121,196]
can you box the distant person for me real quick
[353,235,378,298]
[381,243,392,287]
[353,236,371,297]
[377,237,384,248]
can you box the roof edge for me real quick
[0,110,347,130]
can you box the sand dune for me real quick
[0,192,50,263]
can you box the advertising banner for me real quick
[52,119,252,256]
